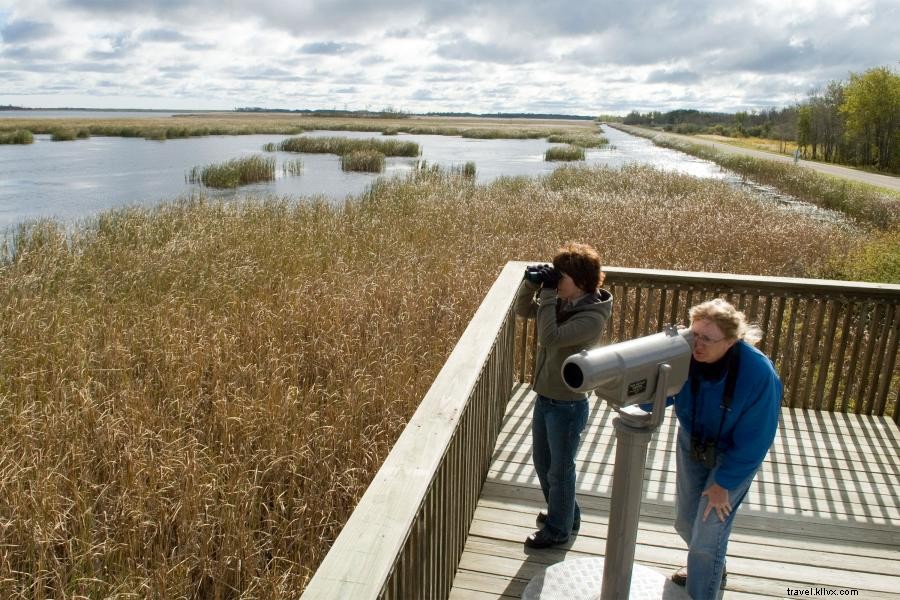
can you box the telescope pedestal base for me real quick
[521,557,691,600]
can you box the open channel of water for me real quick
[0,122,826,230]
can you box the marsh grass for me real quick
[282,159,304,176]
[0,129,33,144]
[278,136,419,157]
[0,164,866,599]
[50,128,90,141]
[340,150,385,172]
[262,142,278,152]
[547,133,609,148]
[545,144,586,161]
[0,114,597,142]
[187,155,276,188]
[617,125,900,229]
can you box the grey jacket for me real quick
[514,280,613,401]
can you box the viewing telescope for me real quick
[522,326,697,599]
[561,326,694,407]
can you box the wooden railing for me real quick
[519,267,900,421]
[301,263,900,600]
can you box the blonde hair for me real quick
[689,298,763,346]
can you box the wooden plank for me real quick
[473,500,900,561]
[480,480,900,546]
[456,529,900,597]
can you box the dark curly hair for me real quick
[552,241,605,292]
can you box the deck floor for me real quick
[450,384,900,599]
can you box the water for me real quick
[0,123,823,230]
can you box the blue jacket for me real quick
[673,341,782,489]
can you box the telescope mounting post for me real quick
[522,362,689,600]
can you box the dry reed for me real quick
[340,150,385,172]
[0,165,864,599]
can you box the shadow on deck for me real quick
[451,385,900,599]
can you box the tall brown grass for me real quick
[0,165,863,598]
[0,114,596,142]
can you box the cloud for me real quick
[1,19,55,43]
[1,0,897,114]
[299,41,364,55]
[435,34,539,64]
[646,69,702,85]
[138,28,191,43]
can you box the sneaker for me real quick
[524,529,569,549]
[536,510,580,531]
[670,566,727,589]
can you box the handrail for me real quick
[299,262,523,599]
[597,267,899,420]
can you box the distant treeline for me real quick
[423,111,597,120]
[621,66,900,173]
[235,106,596,121]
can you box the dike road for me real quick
[613,124,900,193]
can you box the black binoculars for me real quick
[690,434,718,469]
[524,264,560,286]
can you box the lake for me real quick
[0,124,808,230]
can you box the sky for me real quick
[0,0,897,115]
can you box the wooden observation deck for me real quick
[301,263,900,599]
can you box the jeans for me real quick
[675,427,757,600]
[532,394,589,540]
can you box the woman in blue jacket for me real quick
[671,299,782,599]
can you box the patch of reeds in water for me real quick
[547,133,609,148]
[278,136,419,157]
[545,144,586,161]
[262,142,278,152]
[340,150,385,172]
[282,158,304,176]
[50,128,90,141]
[1,164,874,599]
[186,155,276,188]
[0,129,33,144]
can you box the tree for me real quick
[841,66,900,171]
[796,105,812,157]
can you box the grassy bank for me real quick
[0,129,33,144]
[547,133,609,148]
[0,113,597,142]
[614,124,900,229]
[187,155,276,188]
[0,165,873,599]
[278,136,419,157]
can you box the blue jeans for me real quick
[675,427,757,600]
[532,395,589,540]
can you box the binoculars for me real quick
[524,264,560,286]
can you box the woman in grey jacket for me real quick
[514,242,612,548]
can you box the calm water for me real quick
[0,124,810,230]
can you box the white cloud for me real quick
[0,0,897,114]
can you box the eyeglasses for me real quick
[691,330,725,345]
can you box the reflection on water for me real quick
[0,124,828,230]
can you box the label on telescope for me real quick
[627,379,648,397]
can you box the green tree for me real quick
[796,105,812,156]
[841,66,900,171]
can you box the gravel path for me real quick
[617,125,900,192]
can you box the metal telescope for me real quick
[562,325,694,407]
[522,327,694,600]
